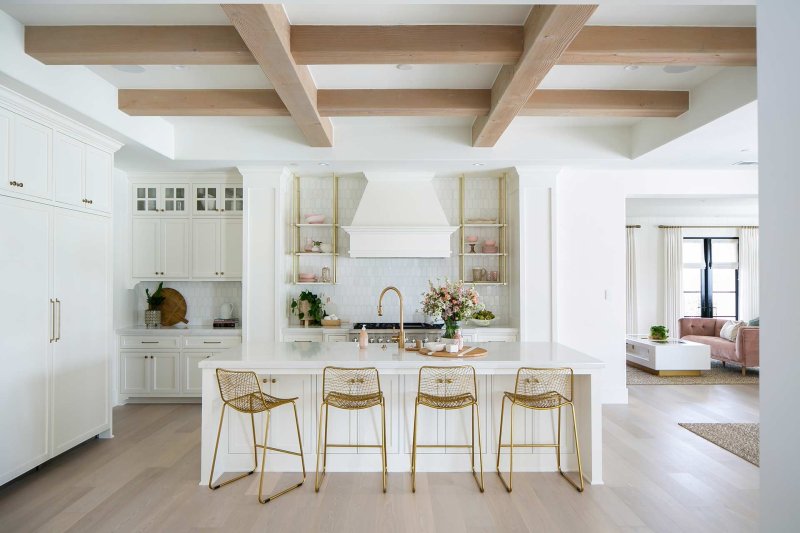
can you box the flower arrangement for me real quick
[420,279,482,338]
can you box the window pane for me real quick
[164,200,174,211]
[176,200,184,211]
[712,268,737,292]
[683,240,705,267]
[712,239,738,264]
[683,268,701,292]
[197,188,205,198]
[137,188,145,199]
[683,293,701,316]
[165,188,174,199]
[147,200,156,211]
[225,188,234,199]
[176,188,184,199]
[197,201,205,211]
[713,293,737,318]
[147,188,157,198]
[137,200,145,211]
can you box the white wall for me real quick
[758,0,800,529]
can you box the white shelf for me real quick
[462,223,505,227]
[469,282,508,286]
[460,253,507,256]
[295,223,337,227]
[296,281,334,285]
[295,252,337,256]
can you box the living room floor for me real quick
[0,384,759,533]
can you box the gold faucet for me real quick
[378,286,404,351]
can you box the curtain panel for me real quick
[739,227,759,321]
[626,227,639,334]
[663,227,683,338]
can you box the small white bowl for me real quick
[424,342,445,352]
[305,214,326,224]
[472,319,492,327]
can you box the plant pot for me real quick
[145,309,162,328]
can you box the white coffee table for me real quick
[626,335,711,376]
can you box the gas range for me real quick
[348,322,443,344]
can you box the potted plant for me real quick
[649,325,669,341]
[420,279,482,340]
[291,290,326,327]
[472,309,495,327]
[145,282,165,328]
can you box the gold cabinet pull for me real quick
[55,298,61,341]
[49,298,55,342]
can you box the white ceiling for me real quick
[626,197,759,217]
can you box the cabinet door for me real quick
[265,375,312,452]
[161,218,190,278]
[183,352,214,395]
[52,132,84,208]
[193,184,220,215]
[133,184,160,214]
[84,145,112,213]
[0,109,9,191]
[161,184,189,215]
[221,185,244,215]
[151,353,180,394]
[120,352,149,394]
[11,113,52,200]
[52,209,110,454]
[220,218,242,279]
[0,196,51,483]
[192,219,220,278]
[132,218,160,278]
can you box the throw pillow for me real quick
[720,320,746,342]
[748,317,760,327]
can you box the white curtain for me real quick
[626,227,639,334]
[663,227,683,338]
[739,227,759,321]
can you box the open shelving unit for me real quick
[291,173,339,285]
[459,173,508,285]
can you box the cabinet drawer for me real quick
[183,336,241,349]
[120,336,179,349]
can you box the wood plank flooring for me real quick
[0,384,759,532]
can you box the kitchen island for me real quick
[199,342,605,485]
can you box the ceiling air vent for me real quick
[733,161,759,166]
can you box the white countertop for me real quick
[199,341,603,374]
[117,325,242,336]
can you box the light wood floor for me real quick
[0,384,759,533]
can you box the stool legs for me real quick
[257,401,307,503]
[209,404,257,490]
[381,398,388,493]
[559,403,584,492]
[496,396,513,492]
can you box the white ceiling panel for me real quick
[0,4,229,25]
[88,65,271,89]
[587,5,755,26]
[311,64,500,89]
[284,4,530,25]
[541,65,724,91]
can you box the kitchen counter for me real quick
[117,325,242,336]
[198,341,604,486]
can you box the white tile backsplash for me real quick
[135,281,242,326]
[290,175,508,324]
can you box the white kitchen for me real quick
[1,2,796,532]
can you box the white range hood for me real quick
[342,172,458,258]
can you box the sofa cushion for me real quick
[720,320,746,342]
[683,335,737,361]
[748,317,760,326]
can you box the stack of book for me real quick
[213,318,240,328]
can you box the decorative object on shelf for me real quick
[472,309,495,327]
[304,237,314,252]
[649,325,669,341]
[144,282,165,328]
[291,290,326,327]
[320,265,332,283]
[311,240,322,253]
[213,318,240,328]
[466,234,478,253]
[420,279,482,339]
[159,288,189,326]
[293,174,338,284]
[305,213,326,224]
[321,315,341,327]
[472,267,487,282]
[459,174,507,284]
[298,272,318,283]
[482,240,498,253]
[487,270,499,282]
[219,303,234,320]
[320,243,333,253]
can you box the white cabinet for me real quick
[133,184,189,215]
[131,218,190,279]
[183,353,215,395]
[120,352,180,395]
[120,353,149,394]
[0,109,9,187]
[192,218,242,279]
[151,353,180,394]
[53,132,112,212]
[193,183,244,216]
[9,113,51,200]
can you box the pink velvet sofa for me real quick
[678,318,759,375]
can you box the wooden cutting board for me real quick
[421,346,487,358]
[159,288,188,326]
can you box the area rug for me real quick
[627,361,759,385]
[679,423,760,466]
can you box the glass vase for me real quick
[442,319,460,339]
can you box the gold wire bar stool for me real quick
[496,367,584,493]
[208,368,306,504]
[411,365,484,493]
[315,366,388,493]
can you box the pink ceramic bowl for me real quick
[466,235,478,243]
[305,214,326,224]
[484,239,496,246]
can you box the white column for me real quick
[510,167,559,342]
[237,167,292,343]
[758,0,800,529]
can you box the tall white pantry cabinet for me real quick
[0,87,120,485]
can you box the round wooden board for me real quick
[160,288,188,326]
[421,346,487,358]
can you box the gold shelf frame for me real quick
[292,173,339,285]
[459,173,508,286]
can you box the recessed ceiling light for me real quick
[663,65,697,74]
[172,65,188,71]
[733,161,759,166]
[396,64,413,71]
[472,163,485,167]
[289,162,298,167]
[740,148,750,152]
[318,162,330,167]
[624,65,639,72]
[112,65,145,74]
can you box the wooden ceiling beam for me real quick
[472,5,598,147]
[25,25,755,67]
[222,4,333,147]
[562,26,756,66]
[118,88,688,118]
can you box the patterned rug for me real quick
[627,361,759,385]
[679,423,760,466]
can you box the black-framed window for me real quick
[682,237,739,320]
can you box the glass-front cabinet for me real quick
[193,184,243,215]
[133,184,189,215]
[222,185,244,215]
